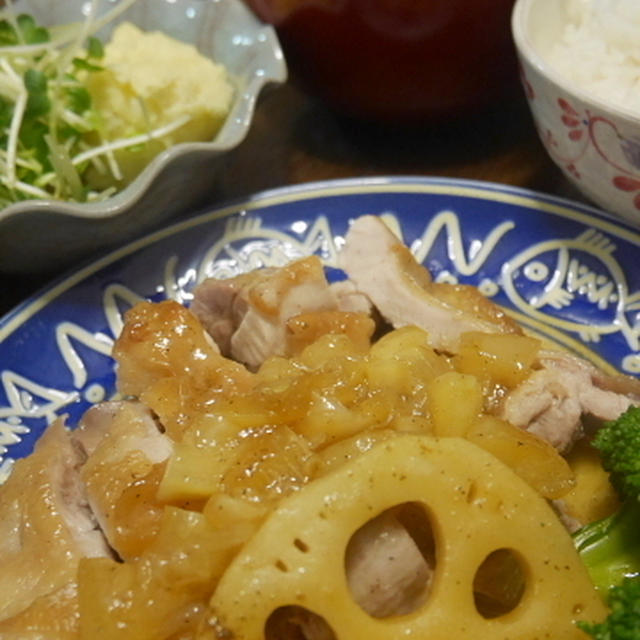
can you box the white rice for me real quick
[547,0,640,112]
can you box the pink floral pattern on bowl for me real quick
[518,59,640,225]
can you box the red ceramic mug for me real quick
[245,0,519,122]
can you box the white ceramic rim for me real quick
[511,0,640,125]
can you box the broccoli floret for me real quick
[573,406,640,639]
[592,406,640,501]
[573,406,640,593]
[577,576,640,640]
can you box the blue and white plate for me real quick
[2,176,640,480]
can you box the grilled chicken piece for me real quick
[192,257,343,369]
[0,418,110,622]
[0,581,79,639]
[74,400,171,462]
[539,349,640,399]
[74,400,173,560]
[113,299,250,398]
[502,350,640,452]
[113,300,254,438]
[190,270,262,356]
[339,215,520,352]
[328,279,373,314]
[345,509,432,618]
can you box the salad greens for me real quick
[0,0,189,205]
[0,12,104,205]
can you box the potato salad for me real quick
[0,0,233,206]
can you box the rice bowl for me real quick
[512,0,640,227]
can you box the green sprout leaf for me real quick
[87,36,104,59]
[57,122,81,142]
[25,90,50,118]
[65,85,92,114]
[0,98,12,130]
[72,57,104,73]
[0,20,18,46]
[23,68,50,117]
[24,68,47,93]
[18,118,50,169]
[16,14,49,44]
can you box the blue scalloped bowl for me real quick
[0,0,286,273]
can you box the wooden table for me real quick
[0,80,586,316]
